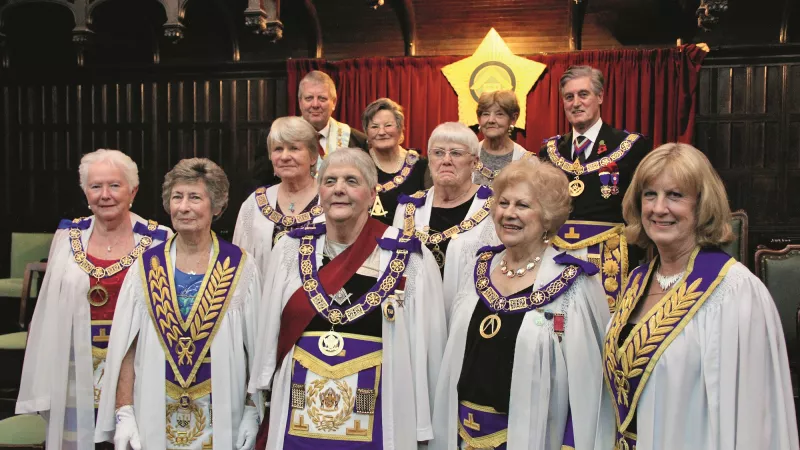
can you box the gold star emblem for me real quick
[442,28,546,129]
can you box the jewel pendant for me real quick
[569,178,585,197]
[106,246,112,253]
[289,202,296,213]
[479,314,502,339]
[318,330,345,356]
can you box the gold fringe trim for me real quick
[458,422,508,448]
[165,379,212,401]
[293,347,382,380]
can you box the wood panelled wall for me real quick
[695,51,800,266]
[0,64,288,276]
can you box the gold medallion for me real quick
[87,284,109,307]
[382,302,396,322]
[318,330,345,356]
[479,314,502,339]
[568,178,585,197]
[431,244,446,269]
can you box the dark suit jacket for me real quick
[538,123,652,224]
[348,128,368,151]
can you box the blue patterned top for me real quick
[174,268,204,321]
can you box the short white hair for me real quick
[78,149,139,192]
[428,122,480,156]
[317,148,378,191]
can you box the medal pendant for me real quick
[568,178,585,197]
[431,245,446,269]
[382,301,396,322]
[87,284,109,307]
[600,185,612,199]
[479,314,502,339]
[318,330,345,356]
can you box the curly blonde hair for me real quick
[492,157,571,238]
[622,142,733,249]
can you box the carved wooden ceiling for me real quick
[0,0,795,68]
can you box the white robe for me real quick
[431,246,613,450]
[607,262,799,450]
[16,213,171,450]
[94,241,261,450]
[392,187,501,320]
[249,226,447,449]
[232,184,325,283]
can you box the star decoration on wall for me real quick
[442,28,546,129]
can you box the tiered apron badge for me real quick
[602,248,734,450]
[544,132,641,198]
[400,185,493,269]
[370,149,420,217]
[142,232,245,448]
[63,217,163,407]
[287,224,418,445]
[462,247,598,448]
[255,186,324,245]
[552,221,628,312]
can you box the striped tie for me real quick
[574,136,591,163]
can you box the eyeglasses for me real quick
[429,148,470,160]
[368,122,397,131]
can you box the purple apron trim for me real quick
[457,402,508,449]
[555,222,616,245]
[90,323,112,350]
[562,409,575,448]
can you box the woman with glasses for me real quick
[363,98,431,224]
[393,122,500,319]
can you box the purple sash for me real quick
[141,232,245,399]
[603,247,735,449]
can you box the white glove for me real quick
[114,405,141,450]
[236,405,260,450]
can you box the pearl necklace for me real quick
[499,256,542,278]
[655,270,685,291]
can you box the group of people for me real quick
[15,66,798,450]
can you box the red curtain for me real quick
[287,45,707,154]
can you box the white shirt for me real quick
[571,118,603,160]
[317,119,331,150]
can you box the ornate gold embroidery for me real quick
[306,379,354,432]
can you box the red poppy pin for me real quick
[598,140,608,155]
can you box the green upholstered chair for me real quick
[0,414,45,448]
[0,233,53,299]
[755,244,800,406]
[721,210,748,264]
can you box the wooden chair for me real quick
[721,210,749,264]
[754,244,800,412]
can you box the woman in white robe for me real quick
[95,158,261,450]
[233,116,324,283]
[393,122,500,320]
[16,149,171,450]
[473,90,533,186]
[250,148,447,450]
[605,143,799,450]
[432,158,613,450]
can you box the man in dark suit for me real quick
[539,65,652,312]
[298,70,368,159]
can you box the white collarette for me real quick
[571,118,603,159]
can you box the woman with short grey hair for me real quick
[393,122,499,320]
[96,158,262,450]
[233,116,322,283]
[362,98,430,225]
[250,147,447,450]
[18,149,171,450]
